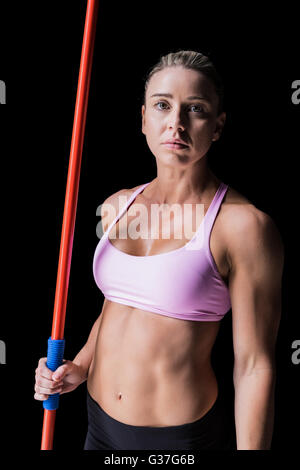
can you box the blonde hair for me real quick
[143,50,224,115]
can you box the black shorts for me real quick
[84,390,236,450]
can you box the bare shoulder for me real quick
[221,185,271,232]
[221,185,285,267]
[102,183,143,210]
[100,184,143,232]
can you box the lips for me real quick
[163,142,189,150]
[164,139,188,146]
[163,140,189,148]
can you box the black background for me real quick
[0,1,299,454]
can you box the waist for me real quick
[84,386,237,450]
[88,351,218,426]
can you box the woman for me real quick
[34,50,284,450]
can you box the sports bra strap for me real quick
[102,182,150,240]
[203,182,229,237]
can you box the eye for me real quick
[189,104,205,113]
[154,101,169,110]
[153,101,206,114]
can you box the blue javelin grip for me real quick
[43,337,65,410]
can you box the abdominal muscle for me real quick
[87,299,220,427]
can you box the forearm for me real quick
[72,312,102,379]
[233,366,276,450]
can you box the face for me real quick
[141,66,226,165]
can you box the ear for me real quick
[212,112,226,142]
[141,105,146,135]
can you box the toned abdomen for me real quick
[87,299,220,426]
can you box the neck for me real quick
[149,159,220,205]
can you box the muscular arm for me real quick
[226,207,284,450]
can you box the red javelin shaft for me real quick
[41,0,99,450]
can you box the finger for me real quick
[52,362,70,382]
[38,357,48,366]
[35,384,63,395]
[35,368,54,382]
[34,392,49,401]
[35,376,64,390]
[36,359,54,380]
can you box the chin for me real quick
[156,151,191,165]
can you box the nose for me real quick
[167,108,186,132]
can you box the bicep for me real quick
[228,210,284,371]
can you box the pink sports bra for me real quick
[93,181,231,321]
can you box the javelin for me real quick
[40,0,99,450]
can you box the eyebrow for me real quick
[150,93,211,102]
